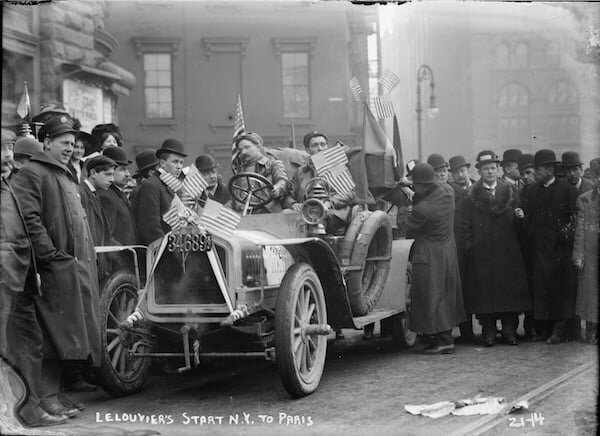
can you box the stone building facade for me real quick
[2,0,134,133]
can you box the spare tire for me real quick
[345,211,393,316]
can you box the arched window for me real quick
[497,83,530,147]
[512,42,529,69]
[547,80,579,143]
[495,43,510,69]
[545,42,560,66]
[547,80,578,106]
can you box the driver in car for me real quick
[231,132,288,213]
[282,131,356,234]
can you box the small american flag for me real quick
[182,164,209,199]
[323,165,355,195]
[158,168,183,193]
[232,94,246,169]
[311,144,348,175]
[163,195,193,231]
[199,199,241,238]
[371,96,395,120]
[378,70,400,94]
[349,76,363,102]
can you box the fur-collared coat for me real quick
[463,180,531,314]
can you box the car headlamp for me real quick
[302,198,326,225]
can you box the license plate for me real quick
[167,231,212,253]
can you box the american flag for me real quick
[349,76,363,102]
[378,70,400,94]
[371,96,395,120]
[232,94,246,169]
[311,144,348,175]
[323,165,355,195]
[162,195,193,231]
[182,164,209,199]
[16,82,31,120]
[199,199,241,238]
[158,168,183,193]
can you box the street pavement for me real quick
[48,330,597,436]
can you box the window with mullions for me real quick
[281,52,310,119]
[143,53,173,119]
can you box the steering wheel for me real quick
[228,172,273,214]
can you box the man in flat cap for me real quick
[136,139,187,245]
[195,154,230,205]
[12,136,43,176]
[500,148,523,192]
[562,151,593,195]
[11,115,100,417]
[283,131,355,234]
[463,151,531,346]
[399,163,465,354]
[522,149,579,344]
[99,147,137,245]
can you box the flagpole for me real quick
[290,123,296,148]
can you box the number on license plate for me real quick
[167,233,212,252]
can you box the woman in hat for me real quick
[232,132,288,213]
[92,123,123,151]
[400,163,465,354]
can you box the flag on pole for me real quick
[232,94,246,170]
[349,76,363,102]
[158,168,183,193]
[199,199,241,238]
[182,164,209,199]
[162,195,193,231]
[310,144,348,175]
[16,82,31,120]
[378,70,400,94]
[371,96,395,120]
[322,165,355,195]
[362,102,396,189]
[392,113,404,180]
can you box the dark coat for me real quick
[98,185,138,245]
[11,152,101,363]
[79,181,112,246]
[204,180,231,205]
[463,181,531,314]
[0,177,38,295]
[448,181,470,285]
[402,184,465,334]
[134,173,175,245]
[67,160,84,184]
[523,178,578,320]
[573,189,599,322]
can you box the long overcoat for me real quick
[11,152,100,364]
[463,181,531,314]
[449,181,469,286]
[523,179,578,319]
[134,173,175,245]
[403,184,465,334]
[573,188,599,323]
[98,184,138,244]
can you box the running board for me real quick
[352,308,403,329]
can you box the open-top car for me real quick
[94,173,416,398]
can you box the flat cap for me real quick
[38,115,78,141]
[303,131,328,148]
[14,136,43,157]
[86,155,116,173]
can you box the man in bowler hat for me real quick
[561,151,593,195]
[400,163,465,354]
[12,136,43,175]
[500,149,523,192]
[135,139,187,245]
[522,149,579,344]
[195,154,230,205]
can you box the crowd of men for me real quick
[0,106,598,427]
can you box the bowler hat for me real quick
[501,148,523,165]
[103,146,132,166]
[405,159,420,176]
[86,155,116,173]
[135,150,159,173]
[195,154,218,172]
[561,151,583,168]
[77,131,101,157]
[38,115,78,141]
[156,138,187,158]
[412,163,435,184]
[303,131,328,148]
[475,150,500,169]
[518,153,534,171]
[427,154,448,170]
[14,136,42,157]
[449,155,470,173]
[534,149,560,167]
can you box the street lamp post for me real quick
[415,64,439,161]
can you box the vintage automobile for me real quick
[94,173,416,398]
